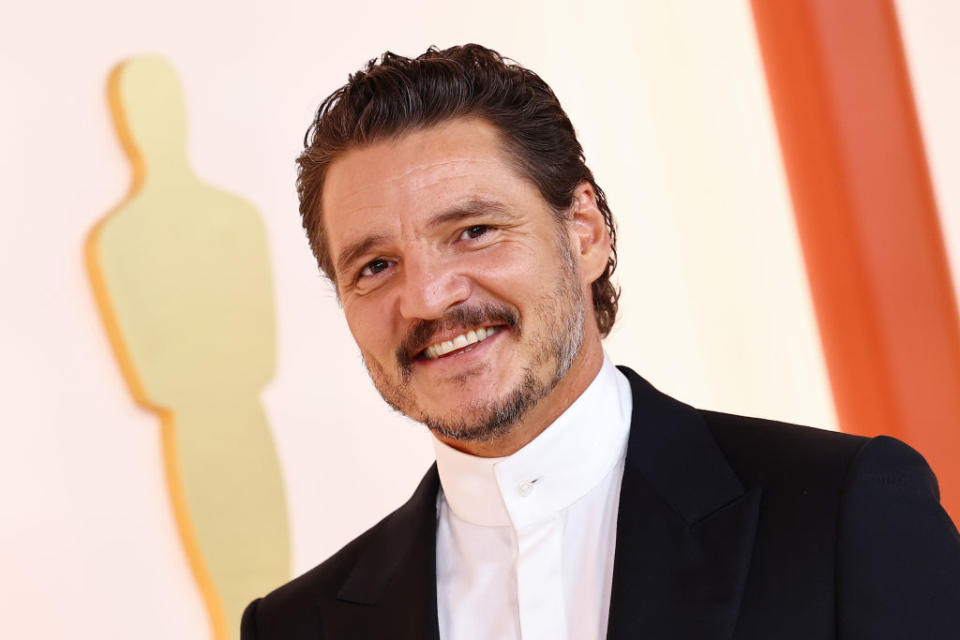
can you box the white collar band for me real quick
[432,354,633,530]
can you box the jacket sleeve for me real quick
[837,435,960,638]
[240,598,260,640]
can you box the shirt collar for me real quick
[432,354,633,530]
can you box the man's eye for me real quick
[359,258,392,278]
[461,225,491,240]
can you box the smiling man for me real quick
[242,45,960,639]
[324,116,605,457]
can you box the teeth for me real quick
[424,327,497,359]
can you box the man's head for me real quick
[298,44,619,335]
[298,45,619,452]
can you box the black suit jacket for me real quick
[242,367,960,638]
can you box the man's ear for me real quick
[568,181,611,283]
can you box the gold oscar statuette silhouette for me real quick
[87,56,290,639]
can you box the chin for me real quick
[424,410,519,444]
[419,366,547,444]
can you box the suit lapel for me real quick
[607,367,760,640]
[326,465,442,640]
[324,367,758,639]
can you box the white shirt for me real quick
[433,355,633,640]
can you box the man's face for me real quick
[322,117,594,443]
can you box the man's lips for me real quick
[396,304,520,372]
[415,325,505,360]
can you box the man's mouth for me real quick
[397,303,520,372]
[420,326,503,360]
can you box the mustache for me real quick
[396,302,521,369]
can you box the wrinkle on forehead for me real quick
[384,158,488,184]
[325,117,517,211]
[330,156,503,214]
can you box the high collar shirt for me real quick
[432,355,633,640]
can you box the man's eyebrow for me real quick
[335,233,389,277]
[335,199,515,277]
[426,198,516,230]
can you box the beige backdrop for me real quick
[1,1,957,638]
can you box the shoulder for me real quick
[699,410,960,633]
[699,409,942,502]
[699,410,868,487]
[241,465,441,639]
[241,506,399,638]
[696,409,947,514]
[692,410,951,550]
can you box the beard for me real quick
[362,235,585,444]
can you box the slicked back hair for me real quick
[297,44,620,337]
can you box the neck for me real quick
[436,334,606,458]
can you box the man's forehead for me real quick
[324,120,509,201]
[326,156,501,214]
[321,118,525,242]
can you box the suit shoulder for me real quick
[244,501,410,637]
[282,509,394,597]
[243,463,440,639]
[836,438,960,636]
[698,409,869,490]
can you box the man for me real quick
[242,45,960,639]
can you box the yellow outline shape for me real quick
[86,62,229,640]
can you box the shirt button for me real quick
[517,480,535,497]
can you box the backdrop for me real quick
[2,1,957,638]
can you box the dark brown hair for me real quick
[297,44,620,336]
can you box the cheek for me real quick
[344,300,394,357]
[467,241,540,283]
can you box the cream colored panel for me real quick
[2,2,844,638]
[600,2,836,429]
[895,0,960,314]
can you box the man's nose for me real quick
[398,254,471,320]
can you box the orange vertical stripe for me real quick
[750,0,960,520]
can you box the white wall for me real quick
[896,0,960,312]
[17,0,956,637]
